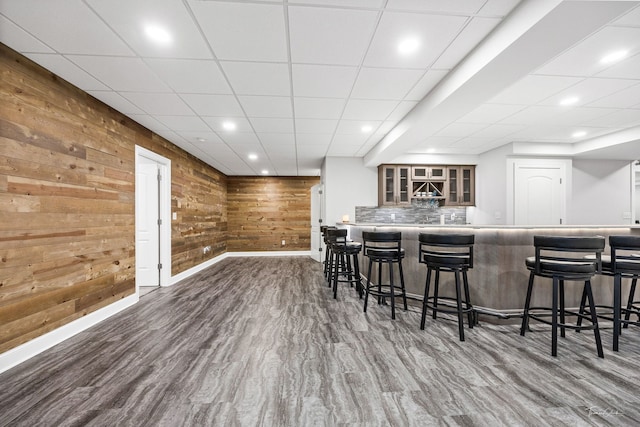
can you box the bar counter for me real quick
[342,223,640,319]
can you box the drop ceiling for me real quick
[1,0,640,176]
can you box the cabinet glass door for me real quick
[448,167,458,203]
[462,168,472,204]
[399,167,409,203]
[385,167,395,204]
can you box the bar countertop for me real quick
[340,223,640,319]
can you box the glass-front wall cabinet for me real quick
[379,164,475,206]
[379,165,410,206]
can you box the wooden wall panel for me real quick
[0,43,227,354]
[227,177,319,251]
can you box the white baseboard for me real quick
[1,250,313,374]
[0,293,138,375]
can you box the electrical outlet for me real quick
[281,239,286,246]
[391,213,396,221]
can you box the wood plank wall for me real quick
[0,43,227,354]
[227,177,319,251]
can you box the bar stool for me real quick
[520,235,605,358]
[418,233,475,341]
[326,228,362,299]
[580,235,640,351]
[322,226,337,281]
[362,231,407,319]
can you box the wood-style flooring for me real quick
[1,256,639,426]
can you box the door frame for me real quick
[507,158,570,225]
[135,145,171,291]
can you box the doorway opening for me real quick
[135,146,171,294]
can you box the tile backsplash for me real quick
[355,202,467,225]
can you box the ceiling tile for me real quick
[238,96,293,118]
[86,0,211,59]
[405,69,449,100]
[471,123,525,139]
[536,26,640,77]
[67,56,171,92]
[257,133,295,147]
[458,104,526,124]
[0,14,54,53]
[580,109,640,128]
[87,91,145,115]
[341,99,399,120]
[250,118,294,133]
[538,77,638,107]
[364,11,468,68]
[331,133,370,145]
[292,64,358,98]
[221,62,290,96]
[387,101,418,120]
[219,132,260,147]
[613,5,640,26]
[177,131,225,145]
[597,53,640,80]
[202,117,253,132]
[498,105,566,125]
[435,122,488,137]
[191,1,287,61]
[121,93,193,116]
[296,134,333,146]
[477,0,521,17]
[0,0,134,55]
[289,6,378,65]
[294,97,345,119]
[155,116,210,132]
[25,54,110,91]
[432,17,501,69]
[181,94,244,117]
[295,119,338,134]
[351,67,424,100]
[386,0,485,14]
[128,114,168,132]
[335,120,382,135]
[489,75,582,105]
[587,82,640,108]
[290,0,385,7]
[145,59,232,94]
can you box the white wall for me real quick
[570,159,632,225]
[473,145,511,225]
[323,157,378,225]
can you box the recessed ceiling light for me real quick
[600,49,628,64]
[426,148,436,153]
[398,38,420,55]
[195,137,206,142]
[222,121,236,131]
[261,169,269,175]
[559,96,579,106]
[572,130,587,138]
[361,125,373,133]
[144,24,172,45]
[248,153,258,161]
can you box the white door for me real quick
[515,166,564,225]
[310,184,324,262]
[136,159,160,286]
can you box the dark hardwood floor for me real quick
[1,256,639,426]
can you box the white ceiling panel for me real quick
[250,118,294,134]
[405,69,449,101]
[67,56,171,92]
[385,0,485,14]
[145,59,232,94]
[221,62,290,96]
[122,93,193,116]
[294,97,345,119]
[238,96,293,118]
[155,116,210,132]
[25,54,110,91]
[181,94,244,117]
[87,91,145,115]
[289,6,378,65]
[86,0,211,59]
[0,14,54,53]
[432,17,502,69]
[295,119,338,134]
[535,26,640,77]
[292,64,359,98]
[538,77,638,107]
[202,117,253,133]
[342,99,400,120]
[257,133,296,147]
[351,67,424,100]
[190,1,288,62]
[587,82,640,108]
[3,0,640,175]
[0,0,134,56]
[364,11,468,69]
[489,75,583,105]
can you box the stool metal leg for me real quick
[463,270,473,328]
[623,277,637,328]
[521,272,535,336]
[432,269,440,320]
[551,276,559,357]
[559,279,566,338]
[454,269,465,342]
[389,260,396,320]
[585,280,604,358]
[613,273,621,352]
[363,258,373,313]
[420,267,432,330]
[398,259,407,311]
